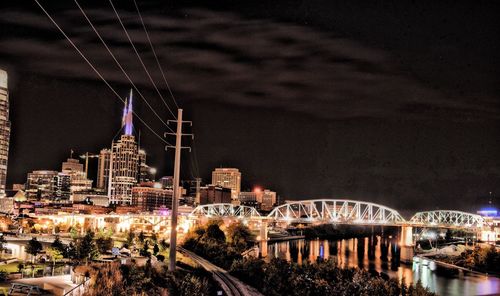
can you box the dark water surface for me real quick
[266,237,500,296]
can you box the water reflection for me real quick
[266,237,500,296]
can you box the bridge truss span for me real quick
[267,199,406,225]
[409,210,486,229]
[190,203,261,219]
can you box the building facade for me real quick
[0,70,10,197]
[61,157,83,173]
[26,170,59,198]
[109,91,139,205]
[261,190,277,211]
[132,185,173,212]
[199,185,232,205]
[211,168,241,201]
[96,148,111,190]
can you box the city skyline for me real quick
[0,2,499,295]
[0,1,499,212]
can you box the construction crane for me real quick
[80,152,99,178]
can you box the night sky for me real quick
[0,0,499,213]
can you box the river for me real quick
[266,237,500,296]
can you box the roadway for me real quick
[177,247,263,296]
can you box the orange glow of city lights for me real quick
[253,186,262,193]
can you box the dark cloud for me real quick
[0,2,499,211]
[1,8,497,122]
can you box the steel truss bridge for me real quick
[189,200,489,230]
[409,210,485,229]
[190,203,261,219]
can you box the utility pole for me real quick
[166,109,192,271]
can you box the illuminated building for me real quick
[138,149,155,183]
[238,188,276,210]
[0,70,10,197]
[0,197,14,213]
[53,173,71,200]
[96,148,111,189]
[61,157,92,195]
[160,176,173,189]
[261,190,277,211]
[26,170,58,198]
[239,191,259,204]
[109,90,139,205]
[199,185,232,204]
[61,157,83,172]
[211,168,241,201]
[132,184,173,212]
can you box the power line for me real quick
[108,0,177,119]
[34,0,172,146]
[73,0,174,133]
[132,0,180,109]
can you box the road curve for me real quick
[177,247,263,296]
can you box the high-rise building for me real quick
[109,91,139,205]
[60,157,92,197]
[26,170,58,198]
[199,185,232,205]
[211,168,241,201]
[138,149,151,183]
[96,149,111,189]
[0,70,11,197]
[132,184,173,212]
[160,176,173,189]
[261,190,277,211]
[53,173,71,200]
[238,191,260,208]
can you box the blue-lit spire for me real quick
[124,89,133,135]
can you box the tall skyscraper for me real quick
[109,90,139,205]
[0,70,11,197]
[211,168,241,201]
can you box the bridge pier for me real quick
[259,221,268,257]
[400,225,414,263]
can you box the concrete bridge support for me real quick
[259,221,268,257]
[400,225,414,263]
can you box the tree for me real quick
[51,236,66,254]
[65,242,78,259]
[159,239,169,251]
[150,232,158,244]
[140,241,150,257]
[26,237,42,262]
[0,270,7,282]
[70,226,79,240]
[46,248,63,276]
[205,224,225,243]
[0,235,6,258]
[226,223,254,252]
[153,243,160,255]
[78,232,99,263]
[95,237,113,254]
[126,230,135,246]
[138,231,146,244]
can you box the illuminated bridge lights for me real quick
[409,210,486,229]
[267,199,406,225]
[190,203,262,219]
